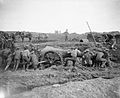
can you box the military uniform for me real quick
[30,51,39,70]
[22,49,30,62]
[2,48,11,68]
[82,49,94,66]
[65,48,82,67]
[71,48,82,58]
[13,48,21,71]
[92,47,110,68]
[5,53,13,71]
[22,46,31,70]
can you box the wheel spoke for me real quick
[44,51,62,65]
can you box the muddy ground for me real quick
[1,65,120,98]
[1,42,120,98]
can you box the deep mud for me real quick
[0,65,120,98]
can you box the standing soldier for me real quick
[4,52,13,71]
[1,48,11,67]
[64,29,69,41]
[13,47,21,71]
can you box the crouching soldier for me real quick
[22,46,31,71]
[29,50,39,70]
[82,48,95,67]
[93,47,111,69]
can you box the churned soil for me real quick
[0,65,120,98]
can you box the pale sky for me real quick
[0,0,120,34]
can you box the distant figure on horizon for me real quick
[64,29,69,41]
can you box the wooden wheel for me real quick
[43,51,63,67]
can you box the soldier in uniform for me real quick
[92,46,110,69]
[29,44,35,52]
[22,45,31,71]
[1,48,11,68]
[13,47,22,71]
[29,49,39,70]
[4,52,13,71]
[82,48,95,67]
[64,47,82,71]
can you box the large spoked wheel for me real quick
[43,51,63,67]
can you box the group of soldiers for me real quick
[64,43,112,69]
[0,44,112,72]
[0,31,38,71]
[0,32,113,72]
[1,44,40,71]
[81,45,111,68]
[0,31,15,51]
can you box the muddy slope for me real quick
[10,77,120,98]
[0,66,120,98]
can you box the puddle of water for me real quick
[11,86,32,95]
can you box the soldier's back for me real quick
[14,50,21,60]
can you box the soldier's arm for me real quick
[13,52,15,55]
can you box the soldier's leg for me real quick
[71,58,77,72]
[106,59,113,69]
[13,59,16,71]
[23,56,28,71]
[26,63,31,71]
[4,59,12,71]
[39,64,45,70]
[92,59,96,68]
[85,56,92,67]
[23,63,26,71]
[22,58,26,71]
[4,62,11,71]
[26,56,31,71]
[4,64,10,71]
[100,58,107,68]
[33,63,38,70]
[15,59,20,71]
[64,58,69,67]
